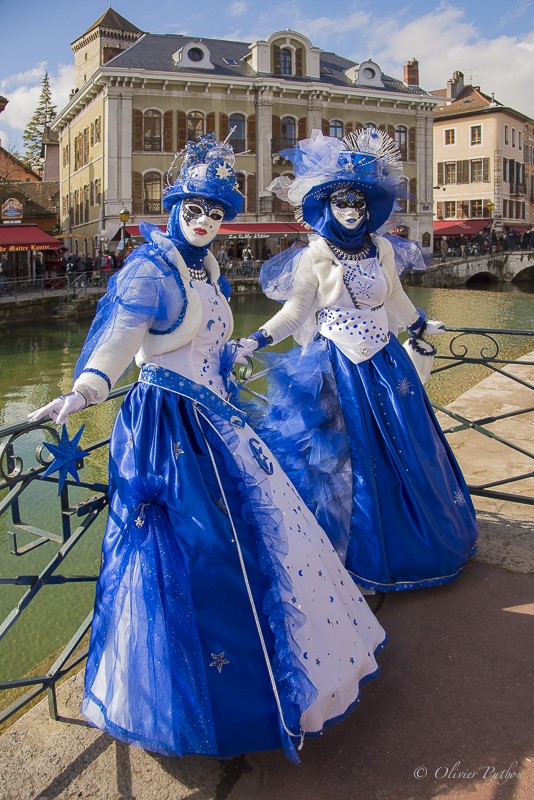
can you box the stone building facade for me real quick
[53,9,438,255]
[433,73,534,233]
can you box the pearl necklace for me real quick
[188,266,208,282]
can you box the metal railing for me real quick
[1,325,534,726]
[0,272,112,310]
[219,259,262,279]
[430,240,534,266]
[0,383,132,726]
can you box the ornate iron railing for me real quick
[1,325,534,726]
[0,383,132,726]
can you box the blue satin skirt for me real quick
[82,383,287,759]
[249,336,478,592]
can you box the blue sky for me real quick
[1,0,534,152]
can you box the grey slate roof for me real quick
[79,8,143,39]
[105,33,428,95]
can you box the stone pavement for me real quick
[1,360,534,800]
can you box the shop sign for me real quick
[1,198,23,220]
[0,243,57,253]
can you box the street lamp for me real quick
[487,202,495,254]
[119,206,130,253]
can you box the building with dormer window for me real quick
[52,9,439,256]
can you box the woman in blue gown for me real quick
[239,128,478,593]
[28,135,386,762]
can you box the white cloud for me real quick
[0,62,73,135]
[229,1,248,17]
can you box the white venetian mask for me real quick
[179,198,224,246]
[329,189,367,230]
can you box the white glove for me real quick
[233,337,259,365]
[28,391,87,425]
[424,319,446,335]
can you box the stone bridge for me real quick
[404,250,534,288]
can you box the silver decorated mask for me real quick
[179,198,224,246]
[329,189,367,231]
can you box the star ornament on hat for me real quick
[163,133,244,221]
[268,128,408,233]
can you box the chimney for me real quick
[446,70,464,100]
[404,58,419,86]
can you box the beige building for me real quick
[52,8,439,256]
[433,73,534,236]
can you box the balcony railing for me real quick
[272,137,297,154]
[228,138,246,154]
[143,199,162,214]
[143,136,162,152]
[509,181,527,197]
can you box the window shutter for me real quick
[177,110,187,150]
[220,113,229,142]
[84,130,89,164]
[483,157,490,182]
[298,117,307,140]
[388,124,395,140]
[437,201,443,220]
[409,127,416,161]
[163,110,173,151]
[133,109,143,151]
[273,45,281,74]
[272,115,281,139]
[90,124,94,147]
[437,162,444,185]
[378,124,386,132]
[247,173,256,214]
[409,178,417,213]
[63,147,66,168]
[97,117,101,142]
[90,183,94,205]
[206,112,216,135]
[133,172,143,214]
[247,114,256,153]
[483,200,490,218]
[322,119,329,136]
[272,172,282,211]
[457,160,469,184]
[345,121,353,135]
[295,48,303,77]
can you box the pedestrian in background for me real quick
[0,255,12,296]
[242,243,253,275]
[440,235,448,262]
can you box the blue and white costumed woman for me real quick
[27,135,386,762]
[239,129,478,593]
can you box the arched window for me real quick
[144,172,162,214]
[395,125,408,161]
[83,184,89,222]
[281,116,296,147]
[281,48,292,75]
[329,120,344,139]
[143,110,162,151]
[363,122,376,129]
[187,111,204,142]
[73,190,79,226]
[229,113,246,153]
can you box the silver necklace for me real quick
[189,266,208,282]
[328,235,373,262]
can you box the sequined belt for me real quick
[139,364,246,428]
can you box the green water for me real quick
[1,287,534,681]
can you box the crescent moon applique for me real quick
[303,652,308,659]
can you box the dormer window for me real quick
[188,47,203,62]
[281,48,292,75]
[172,42,214,70]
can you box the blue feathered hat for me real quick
[163,134,244,221]
[268,128,407,233]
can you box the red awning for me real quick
[0,224,62,252]
[113,222,308,240]
[219,222,308,236]
[433,219,489,236]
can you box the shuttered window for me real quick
[133,172,143,214]
[163,111,173,152]
[408,127,416,161]
[298,117,307,141]
[247,115,256,154]
[247,173,256,214]
[457,160,469,183]
[133,110,143,151]
[295,48,302,77]
[206,112,216,135]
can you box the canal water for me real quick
[1,284,534,684]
